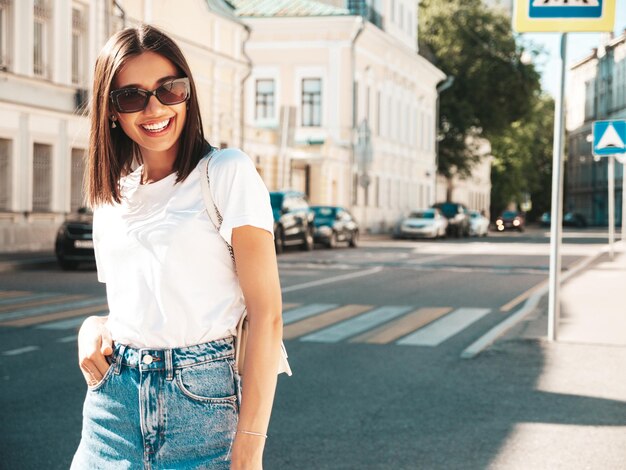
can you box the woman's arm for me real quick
[229,225,283,470]
[77,315,114,386]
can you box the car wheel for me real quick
[348,230,358,248]
[327,231,337,249]
[274,226,284,255]
[301,226,314,251]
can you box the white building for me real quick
[234,0,445,233]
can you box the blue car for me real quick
[310,206,359,248]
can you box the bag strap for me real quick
[199,148,237,271]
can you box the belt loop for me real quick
[165,349,174,381]
[113,344,126,375]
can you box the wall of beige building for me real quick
[0,0,247,252]
[240,15,444,233]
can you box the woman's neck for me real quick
[140,146,178,184]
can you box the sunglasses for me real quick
[109,77,190,113]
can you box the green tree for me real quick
[419,0,541,196]
[490,95,554,221]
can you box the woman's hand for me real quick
[230,433,265,470]
[77,315,113,386]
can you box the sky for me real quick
[520,3,626,97]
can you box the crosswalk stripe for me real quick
[283,304,339,325]
[57,334,79,343]
[0,292,63,307]
[396,308,491,346]
[2,345,41,356]
[0,294,85,312]
[0,297,107,322]
[0,305,108,327]
[350,307,453,344]
[36,316,91,330]
[283,304,372,340]
[0,290,30,299]
[300,305,414,343]
[282,302,299,311]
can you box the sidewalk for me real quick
[505,248,626,346]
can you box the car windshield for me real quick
[434,203,458,218]
[502,211,518,218]
[312,207,336,218]
[269,193,284,209]
[409,211,434,219]
[470,212,480,219]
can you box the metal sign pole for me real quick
[608,155,615,260]
[547,33,567,342]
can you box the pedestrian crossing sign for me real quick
[513,0,616,32]
[593,120,626,156]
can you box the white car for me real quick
[395,209,448,239]
[469,210,489,237]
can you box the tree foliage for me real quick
[490,95,555,220]
[419,0,542,179]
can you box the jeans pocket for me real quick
[87,360,115,392]
[175,357,238,406]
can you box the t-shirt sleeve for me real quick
[208,148,275,246]
[92,207,107,283]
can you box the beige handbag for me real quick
[199,149,292,377]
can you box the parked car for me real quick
[310,206,359,248]
[496,211,525,232]
[564,212,588,228]
[269,191,315,254]
[540,211,551,227]
[469,210,489,237]
[55,207,95,270]
[394,208,448,239]
[431,202,470,237]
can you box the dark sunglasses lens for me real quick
[116,90,148,112]
[156,80,189,105]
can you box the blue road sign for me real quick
[593,120,626,156]
[529,0,603,19]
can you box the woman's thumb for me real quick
[100,328,113,355]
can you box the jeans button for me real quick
[142,355,153,364]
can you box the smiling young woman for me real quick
[71,25,284,470]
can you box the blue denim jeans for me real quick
[71,337,240,470]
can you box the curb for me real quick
[460,244,612,359]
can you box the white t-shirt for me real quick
[93,148,275,349]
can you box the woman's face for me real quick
[111,51,187,159]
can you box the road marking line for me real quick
[0,292,63,307]
[283,304,339,325]
[500,280,548,312]
[0,297,107,322]
[2,345,41,356]
[0,294,85,312]
[351,307,453,344]
[0,305,108,327]
[0,290,30,299]
[281,267,383,293]
[397,308,491,346]
[57,334,79,343]
[283,305,372,340]
[36,316,90,330]
[300,305,413,343]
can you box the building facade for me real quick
[0,0,247,252]
[566,32,626,226]
[234,0,445,233]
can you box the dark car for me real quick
[270,191,315,254]
[431,202,470,237]
[55,207,95,270]
[540,211,551,227]
[564,212,588,228]
[496,211,525,232]
[310,206,359,248]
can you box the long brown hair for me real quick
[87,24,209,206]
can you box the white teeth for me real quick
[141,118,171,132]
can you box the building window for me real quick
[33,143,52,212]
[33,0,51,77]
[71,5,86,85]
[70,148,85,211]
[376,91,381,136]
[375,176,380,208]
[0,0,11,71]
[400,3,404,30]
[302,78,322,127]
[365,86,370,122]
[255,79,275,120]
[0,138,11,211]
[391,0,395,23]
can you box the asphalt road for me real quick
[0,228,611,469]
